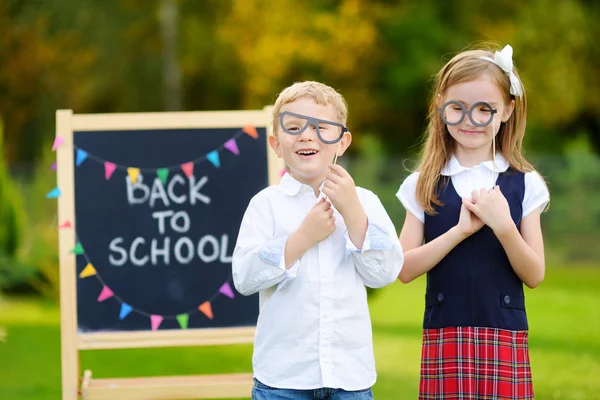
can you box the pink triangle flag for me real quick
[224,139,240,155]
[279,168,287,177]
[219,282,235,299]
[52,136,64,151]
[181,162,194,178]
[104,162,117,180]
[58,220,72,229]
[50,161,57,170]
[97,286,114,302]
[150,315,163,331]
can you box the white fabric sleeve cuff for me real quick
[396,173,425,223]
[523,171,550,217]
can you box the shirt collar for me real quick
[441,153,509,176]
[278,172,324,197]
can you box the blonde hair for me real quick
[271,81,348,136]
[417,43,540,214]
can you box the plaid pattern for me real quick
[419,327,533,399]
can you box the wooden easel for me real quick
[56,108,283,400]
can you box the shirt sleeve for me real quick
[395,172,425,223]
[523,171,550,217]
[232,194,299,296]
[345,190,404,288]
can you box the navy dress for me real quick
[419,170,534,399]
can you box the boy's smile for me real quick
[270,96,351,192]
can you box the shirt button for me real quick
[504,295,511,305]
[437,293,444,303]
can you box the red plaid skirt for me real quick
[419,327,533,399]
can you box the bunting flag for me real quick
[127,167,140,184]
[243,124,259,139]
[76,149,88,166]
[46,187,61,199]
[104,162,117,180]
[119,303,133,320]
[157,168,169,184]
[206,151,220,168]
[52,136,64,151]
[279,168,287,177]
[97,286,114,302]
[181,162,194,178]
[71,243,85,255]
[224,138,239,155]
[176,314,189,329]
[219,282,235,299]
[199,301,213,319]
[58,220,72,229]
[79,263,96,278]
[50,161,57,170]
[150,315,163,331]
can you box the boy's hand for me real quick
[322,165,361,219]
[297,197,336,247]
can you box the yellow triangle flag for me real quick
[127,167,140,184]
[79,263,96,278]
[198,301,213,319]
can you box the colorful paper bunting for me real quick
[97,286,114,302]
[76,149,88,166]
[280,168,287,177]
[150,315,163,331]
[242,124,258,139]
[199,301,213,319]
[177,314,189,329]
[127,167,140,184]
[46,187,61,199]
[52,136,64,151]
[119,303,133,320]
[219,282,235,299]
[157,168,169,184]
[206,151,220,168]
[104,162,117,180]
[79,263,96,278]
[58,220,72,229]
[181,162,194,178]
[71,243,85,255]
[50,161,57,170]
[224,138,240,155]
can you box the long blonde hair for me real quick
[417,44,537,214]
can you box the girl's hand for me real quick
[462,186,514,236]
[457,198,484,237]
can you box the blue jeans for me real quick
[252,379,374,400]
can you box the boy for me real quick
[232,81,403,399]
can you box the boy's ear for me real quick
[502,99,515,122]
[336,131,352,157]
[269,135,283,158]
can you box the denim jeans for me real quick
[252,379,374,400]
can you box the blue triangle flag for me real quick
[76,149,88,167]
[206,150,220,168]
[46,187,61,199]
[119,303,133,320]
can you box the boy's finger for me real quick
[328,164,350,178]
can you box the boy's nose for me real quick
[298,125,317,140]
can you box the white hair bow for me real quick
[479,45,523,98]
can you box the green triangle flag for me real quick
[157,168,169,184]
[71,243,84,255]
[176,313,189,329]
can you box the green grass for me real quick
[1,266,600,399]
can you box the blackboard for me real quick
[72,126,267,333]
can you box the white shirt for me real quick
[232,173,403,390]
[396,154,550,222]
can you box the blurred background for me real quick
[0,0,599,399]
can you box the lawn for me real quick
[1,266,599,399]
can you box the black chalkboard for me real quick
[73,127,266,332]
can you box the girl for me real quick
[396,44,549,399]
